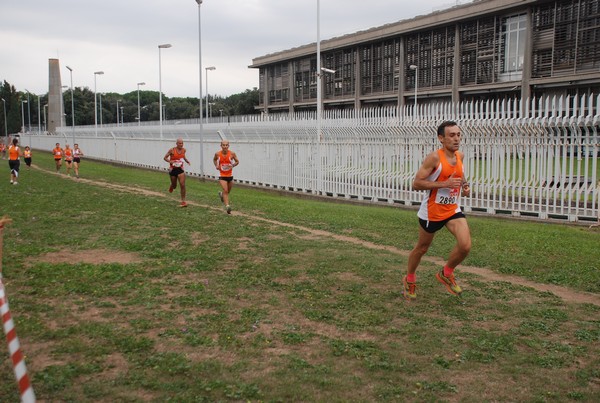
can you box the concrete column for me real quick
[452,25,460,103]
[48,58,65,134]
[397,38,406,109]
[354,49,361,109]
[263,67,269,115]
[521,8,533,105]
[288,61,294,114]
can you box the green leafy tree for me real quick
[3,78,261,132]
[0,81,23,136]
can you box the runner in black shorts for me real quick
[164,138,190,207]
[23,146,32,169]
[213,140,239,214]
[419,212,466,233]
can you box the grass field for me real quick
[0,155,599,401]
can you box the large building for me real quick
[250,0,600,113]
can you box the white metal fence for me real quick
[20,96,600,223]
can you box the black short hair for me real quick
[437,121,458,137]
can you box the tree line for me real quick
[0,79,259,136]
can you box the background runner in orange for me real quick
[164,138,190,207]
[213,140,239,214]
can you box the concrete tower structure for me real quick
[48,58,65,134]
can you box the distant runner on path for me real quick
[164,138,191,207]
[213,140,239,214]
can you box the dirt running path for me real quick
[44,167,600,307]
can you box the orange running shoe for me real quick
[403,276,417,300]
[436,270,462,296]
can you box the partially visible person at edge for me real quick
[64,144,74,176]
[403,120,471,301]
[0,142,6,159]
[23,146,32,169]
[213,140,239,214]
[8,138,23,185]
[164,138,190,207]
[73,143,84,178]
[52,142,63,172]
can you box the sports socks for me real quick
[406,273,416,283]
[443,265,455,277]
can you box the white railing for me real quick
[20,95,600,223]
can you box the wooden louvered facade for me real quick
[251,0,600,113]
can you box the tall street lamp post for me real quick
[205,66,216,122]
[43,104,48,132]
[409,64,418,116]
[158,43,172,140]
[37,94,41,134]
[26,90,41,134]
[66,66,75,142]
[195,0,205,176]
[1,98,7,138]
[316,0,323,194]
[137,82,145,126]
[26,91,31,132]
[94,71,104,136]
[116,100,121,127]
[99,93,104,127]
[21,100,27,133]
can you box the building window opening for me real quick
[502,14,527,73]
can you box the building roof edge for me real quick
[250,0,537,68]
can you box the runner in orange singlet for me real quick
[403,121,471,300]
[213,140,239,214]
[52,143,63,172]
[73,144,84,178]
[64,144,74,176]
[164,138,191,207]
[8,138,23,184]
[23,146,32,169]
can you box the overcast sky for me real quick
[1,0,467,98]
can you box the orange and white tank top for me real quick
[53,147,63,158]
[64,149,73,161]
[417,149,464,222]
[24,149,31,158]
[217,150,233,177]
[8,145,20,161]
[169,147,186,169]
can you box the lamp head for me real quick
[206,66,216,71]
[159,44,172,49]
[138,82,146,86]
[409,65,418,70]
[66,66,73,71]
[94,71,104,75]
[321,67,336,74]
[195,0,203,4]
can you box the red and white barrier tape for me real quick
[1,218,35,402]
[1,279,36,402]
